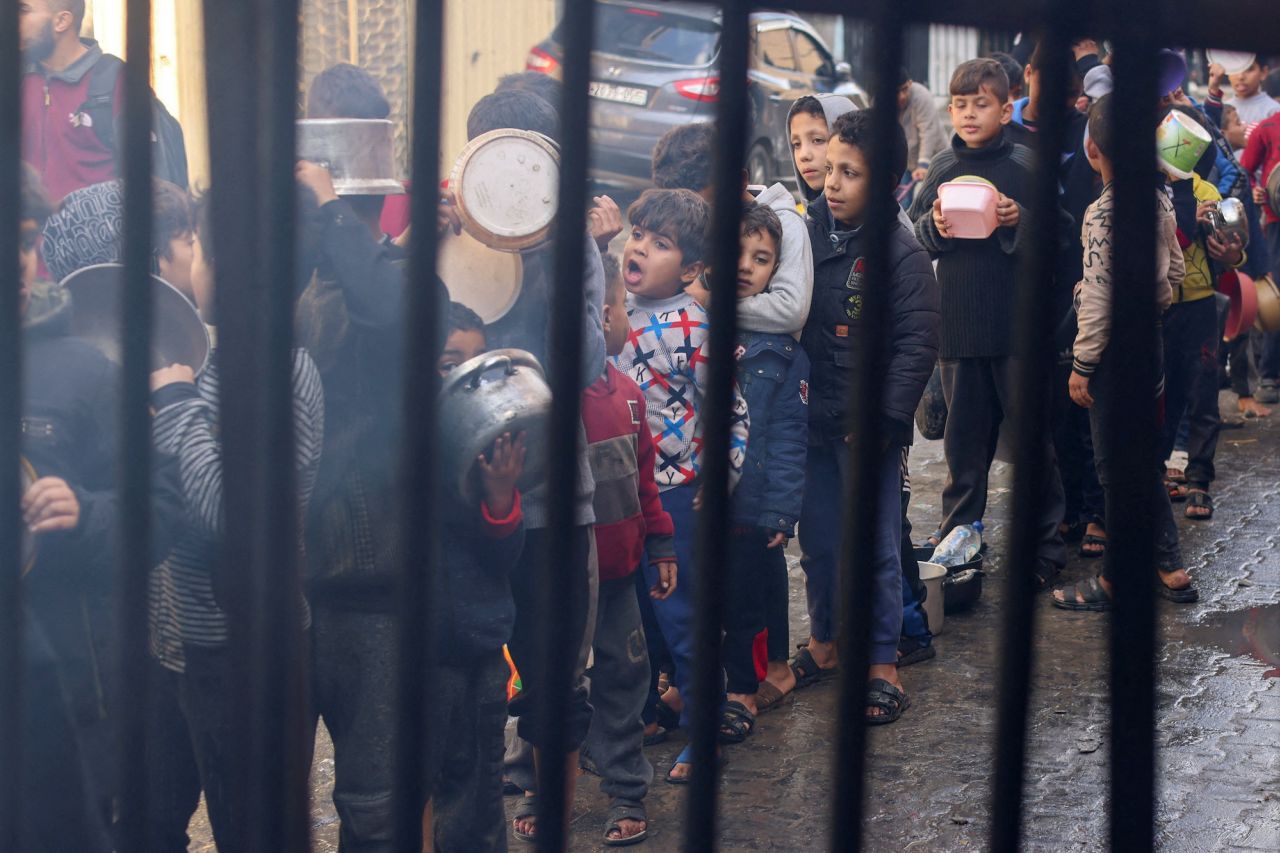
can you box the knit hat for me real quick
[41,180,125,284]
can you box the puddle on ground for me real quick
[1180,604,1280,678]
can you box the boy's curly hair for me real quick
[627,189,711,267]
[651,123,715,193]
[741,201,782,261]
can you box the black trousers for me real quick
[1054,360,1106,528]
[1161,298,1220,488]
[938,356,1068,569]
[722,526,771,695]
[145,661,201,852]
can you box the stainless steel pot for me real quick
[438,349,550,505]
[296,119,405,196]
[1205,198,1249,248]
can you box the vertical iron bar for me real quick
[1105,12,1160,852]
[829,5,903,851]
[394,0,445,849]
[0,2,21,849]
[683,1,748,849]
[116,0,154,848]
[988,5,1074,850]
[246,0,308,849]
[534,0,595,849]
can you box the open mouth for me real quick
[624,258,644,287]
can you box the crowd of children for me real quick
[14,5,1278,848]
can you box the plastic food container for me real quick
[938,179,999,239]
[1219,270,1258,342]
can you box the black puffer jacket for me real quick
[801,197,940,446]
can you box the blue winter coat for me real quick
[731,331,810,537]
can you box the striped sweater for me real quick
[147,349,325,673]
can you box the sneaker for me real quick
[1257,381,1279,404]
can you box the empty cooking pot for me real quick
[1205,198,1249,249]
[438,349,551,505]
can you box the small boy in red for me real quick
[579,254,677,846]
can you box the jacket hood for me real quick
[787,94,858,203]
[42,179,125,283]
[23,281,73,338]
[25,39,103,85]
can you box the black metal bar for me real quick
[828,5,903,852]
[0,2,22,849]
[1105,11,1161,852]
[114,0,154,848]
[394,1,445,849]
[683,1,749,849]
[988,6,1076,850]
[533,0,596,848]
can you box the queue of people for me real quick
[13,2,1279,849]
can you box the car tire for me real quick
[747,143,772,187]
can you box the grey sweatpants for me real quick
[582,576,653,805]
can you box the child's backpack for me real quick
[80,54,190,190]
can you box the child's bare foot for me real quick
[1238,396,1272,418]
[512,793,537,842]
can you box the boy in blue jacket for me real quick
[717,203,810,744]
[793,110,940,725]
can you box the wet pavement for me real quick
[189,393,1280,851]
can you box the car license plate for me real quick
[589,81,649,107]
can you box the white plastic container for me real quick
[938,179,999,239]
[919,562,947,636]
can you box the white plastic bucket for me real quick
[920,562,947,636]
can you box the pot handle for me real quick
[464,354,516,390]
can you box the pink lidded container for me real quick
[938,177,999,239]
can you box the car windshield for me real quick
[564,5,720,66]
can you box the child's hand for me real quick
[1195,200,1218,229]
[649,560,678,600]
[295,160,339,206]
[1068,372,1093,409]
[1207,62,1225,98]
[996,195,1020,228]
[911,166,929,183]
[1206,232,1244,266]
[931,199,953,238]
[1254,186,1268,206]
[478,431,526,519]
[692,487,704,511]
[438,189,462,238]
[151,363,196,392]
[766,532,788,549]
[22,477,80,534]
[588,195,623,252]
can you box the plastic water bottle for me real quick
[930,521,984,568]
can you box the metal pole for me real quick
[394,0,445,849]
[533,0,595,848]
[829,5,903,851]
[988,6,1075,850]
[0,2,22,847]
[683,1,749,849]
[1105,11,1160,852]
[115,0,154,848]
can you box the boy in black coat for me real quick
[909,58,1068,588]
[793,111,940,725]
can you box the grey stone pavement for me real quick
[190,393,1279,851]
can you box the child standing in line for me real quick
[908,58,1068,591]
[716,202,809,744]
[579,254,677,847]
[1055,95,1197,609]
[613,188,750,783]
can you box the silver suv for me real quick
[526,1,866,190]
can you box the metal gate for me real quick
[2,0,1277,851]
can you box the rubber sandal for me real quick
[642,726,668,747]
[789,647,838,689]
[1167,480,1188,503]
[664,743,726,785]
[717,700,756,744]
[1033,559,1062,590]
[1078,534,1107,560]
[865,678,910,725]
[1051,575,1112,611]
[1158,572,1199,603]
[753,679,793,715]
[603,800,648,847]
[512,795,537,844]
[1184,489,1214,521]
[897,636,936,667]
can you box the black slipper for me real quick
[1157,574,1199,603]
[865,678,910,725]
[789,647,838,689]
[1051,575,1112,611]
[1079,534,1107,559]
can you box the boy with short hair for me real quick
[1213,58,1280,138]
[786,93,858,205]
[613,188,749,781]
[908,57,1068,590]
[152,178,197,302]
[1055,95,1196,609]
[716,202,809,741]
[793,110,938,724]
[651,121,814,336]
[579,253,676,845]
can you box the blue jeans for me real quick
[798,441,904,665]
[641,482,699,726]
